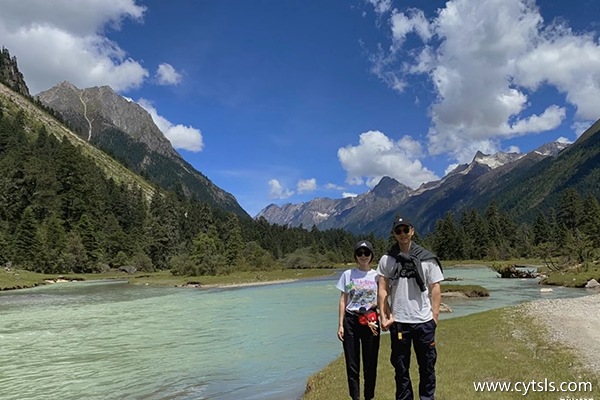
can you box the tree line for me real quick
[426,190,600,267]
[0,102,360,275]
[2,99,598,276]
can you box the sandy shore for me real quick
[522,291,600,375]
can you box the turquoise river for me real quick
[0,267,594,400]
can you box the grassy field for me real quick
[0,267,339,291]
[304,306,598,400]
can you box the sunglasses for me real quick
[355,250,372,257]
[393,226,411,235]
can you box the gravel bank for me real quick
[522,292,600,375]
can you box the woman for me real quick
[336,240,380,400]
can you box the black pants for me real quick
[389,320,437,400]
[343,311,380,400]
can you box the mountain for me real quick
[363,143,566,235]
[256,176,412,231]
[258,140,576,237]
[0,47,30,97]
[0,80,160,200]
[465,122,600,222]
[36,82,248,217]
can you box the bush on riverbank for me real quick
[440,283,489,297]
[303,306,599,400]
[540,263,600,287]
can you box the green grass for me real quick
[303,306,598,400]
[0,268,338,291]
[129,268,337,287]
[541,264,600,288]
[440,283,489,297]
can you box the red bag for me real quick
[358,310,378,326]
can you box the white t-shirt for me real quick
[377,254,444,323]
[336,268,379,312]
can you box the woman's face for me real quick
[355,248,372,266]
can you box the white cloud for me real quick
[343,192,359,198]
[297,178,317,193]
[556,136,572,144]
[156,63,182,86]
[444,163,460,176]
[268,179,293,199]
[0,0,153,94]
[571,121,593,138]
[338,130,439,189]
[390,8,432,48]
[325,183,345,191]
[366,0,392,16]
[137,99,204,152]
[367,0,600,164]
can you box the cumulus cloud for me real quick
[137,99,204,152]
[155,63,183,86]
[297,178,317,193]
[0,0,166,94]
[268,179,293,199]
[338,130,439,189]
[366,0,600,164]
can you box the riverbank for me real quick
[523,292,600,375]
[0,268,338,291]
[303,294,599,399]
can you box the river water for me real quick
[0,267,595,400]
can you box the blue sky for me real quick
[2,0,600,216]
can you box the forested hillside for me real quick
[0,97,365,275]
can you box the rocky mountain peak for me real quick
[0,48,30,97]
[371,176,412,197]
[534,141,569,156]
[37,82,179,159]
[473,150,523,169]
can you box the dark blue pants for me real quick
[343,311,380,400]
[389,320,437,400]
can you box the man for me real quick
[377,216,444,400]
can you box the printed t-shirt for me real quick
[336,268,378,312]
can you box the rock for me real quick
[440,303,453,313]
[119,265,137,274]
[585,279,600,288]
[441,291,469,298]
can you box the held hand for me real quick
[337,326,344,341]
[380,314,394,331]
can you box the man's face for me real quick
[393,224,413,244]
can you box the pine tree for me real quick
[13,207,39,269]
[581,194,600,248]
[533,213,552,245]
[188,231,227,275]
[63,231,90,273]
[556,188,584,231]
[220,214,244,267]
[431,212,460,260]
